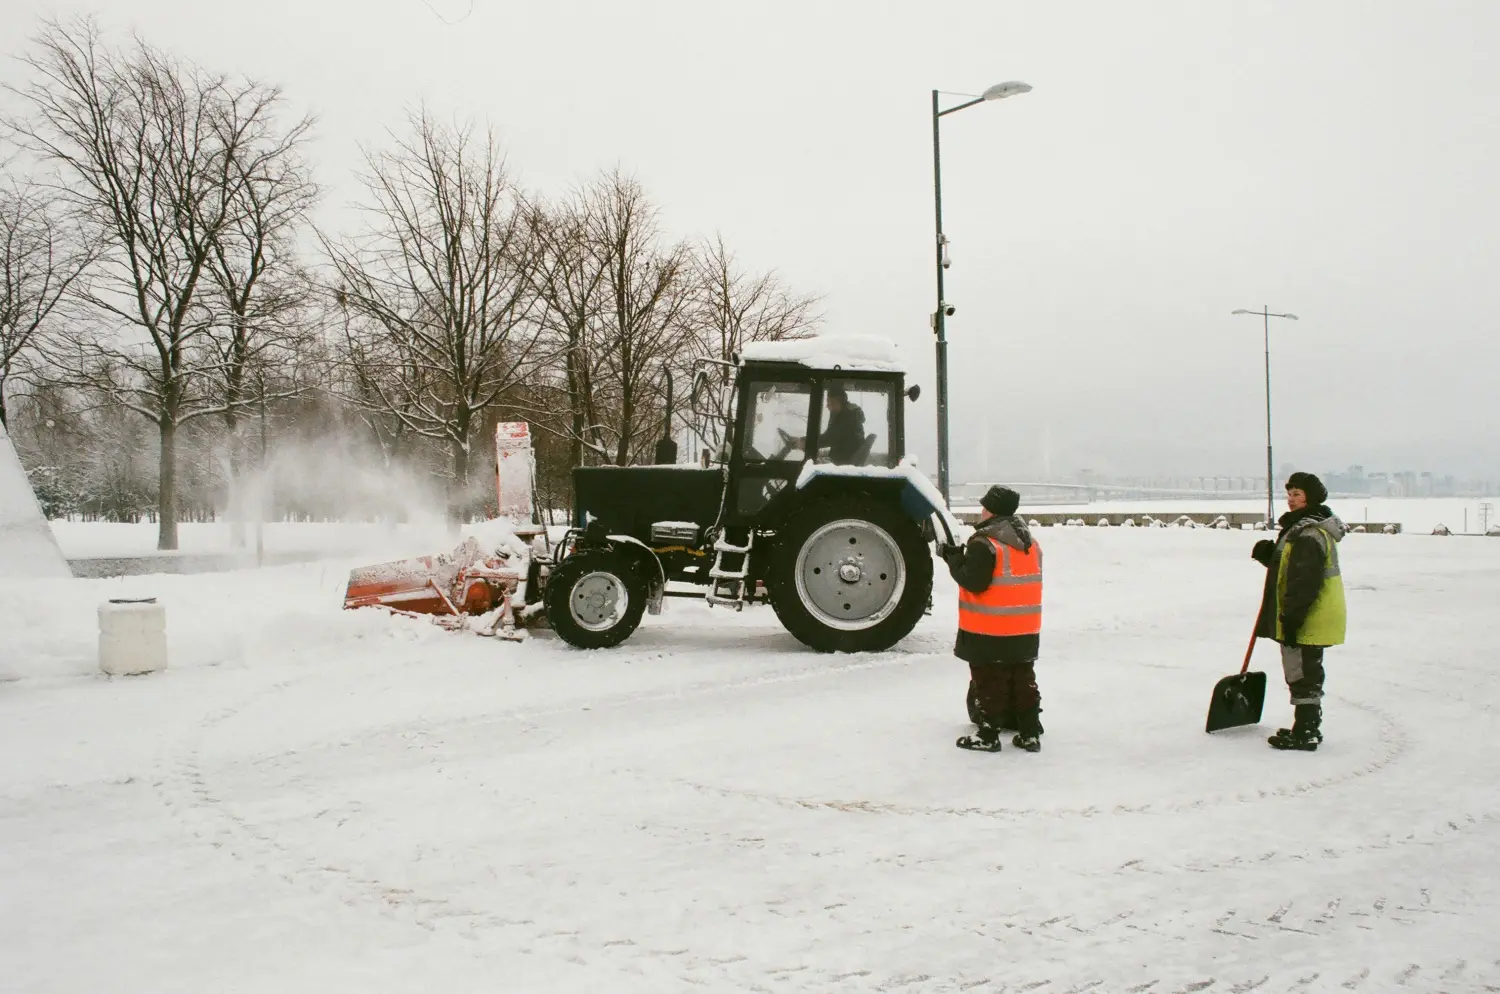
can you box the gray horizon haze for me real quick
[3,0,1496,482]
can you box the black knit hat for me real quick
[981,485,1021,517]
[1285,472,1328,505]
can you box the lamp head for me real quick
[982,81,1033,101]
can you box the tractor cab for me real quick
[725,358,908,525]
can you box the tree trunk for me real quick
[157,419,179,550]
[226,410,246,548]
[255,388,267,566]
[565,345,585,471]
[615,390,634,466]
[450,438,470,524]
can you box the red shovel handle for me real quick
[1240,625,1258,675]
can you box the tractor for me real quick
[343,335,959,652]
[538,335,958,652]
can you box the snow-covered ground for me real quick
[50,517,460,561]
[3,528,1499,991]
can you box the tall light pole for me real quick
[1232,306,1299,526]
[932,81,1031,506]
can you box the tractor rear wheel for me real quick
[768,494,933,653]
[545,547,648,649]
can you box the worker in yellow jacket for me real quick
[1251,472,1348,752]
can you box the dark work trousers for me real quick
[967,659,1041,731]
[1280,644,1326,705]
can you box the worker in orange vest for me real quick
[941,485,1044,753]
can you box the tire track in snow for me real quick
[152,673,545,939]
[145,611,1500,993]
[148,651,985,986]
[637,692,1414,824]
[230,641,942,772]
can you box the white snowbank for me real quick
[0,422,69,579]
[51,517,458,561]
[740,334,905,372]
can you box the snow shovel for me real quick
[1205,627,1267,733]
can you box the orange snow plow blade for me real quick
[342,535,532,639]
[343,421,542,638]
[343,551,470,615]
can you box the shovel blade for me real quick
[1205,670,1267,733]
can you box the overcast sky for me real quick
[4,0,1497,482]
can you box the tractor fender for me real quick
[788,463,959,546]
[606,534,667,616]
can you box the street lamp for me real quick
[1232,306,1299,526]
[931,81,1031,507]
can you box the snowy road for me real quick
[3,530,1498,992]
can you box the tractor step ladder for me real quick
[706,528,754,610]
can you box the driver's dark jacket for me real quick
[822,403,866,464]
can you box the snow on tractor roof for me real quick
[739,335,905,373]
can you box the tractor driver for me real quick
[819,386,867,464]
[780,385,867,464]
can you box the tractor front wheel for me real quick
[768,495,933,653]
[545,547,649,649]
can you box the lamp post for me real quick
[1232,306,1299,526]
[931,81,1031,507]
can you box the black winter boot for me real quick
[956,725,1003,752]
[1269,704,1322,751]
[1011,709,1042,753]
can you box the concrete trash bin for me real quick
[98,598,168,676]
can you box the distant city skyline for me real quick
[956,462,1498,498]
[959,407,1499,485]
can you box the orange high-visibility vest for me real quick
[958,537,1043,637]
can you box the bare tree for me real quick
[332,292,427,469]
[688,233,819,452]
[524,190,612,468]
[586,170,695,466]
[6,18,306,548]
[204,97,316,544]
[326,112,544,520]
[0,180,96,427]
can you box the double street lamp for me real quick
[931,81,1031,506]
[1231,306,1299,525]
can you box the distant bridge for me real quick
[954,480,1277,504]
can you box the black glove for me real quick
[1251,539,1275,566]
[939,542,965,565]
[1280,612,1305,642]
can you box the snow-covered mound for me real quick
[0,422,69,579]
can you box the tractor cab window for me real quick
[743,380,811,463]
[818,380,894,467]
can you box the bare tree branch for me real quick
[4,16,309,548]
[324,110,546,519]
[688,232,820,451]
[0,179,99,426]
